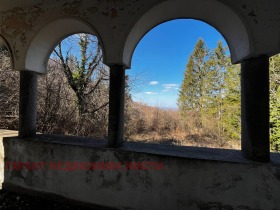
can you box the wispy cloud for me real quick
[149,81,159,85]
[162,83,179,92]
[163,84,178,88]
[145,92,157,95]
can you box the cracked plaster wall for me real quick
[3,137,280,210]
[0,0,280,72]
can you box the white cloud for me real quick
[149,81,159,85]
[163,84,179,88]
[162,83,179,92]
[145,92,157,95]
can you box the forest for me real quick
[0,34,279,151]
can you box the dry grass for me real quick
[125,102,241,150]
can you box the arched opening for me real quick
[122,0,251,68]
[0,36,19,130]
[19,18,110,138]
[36,33,109,138]
[125,19,241,149]
[24,18,106,73]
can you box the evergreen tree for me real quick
[208,42,241,141]
[178,38,210,126]
[222,63,241,140]
[178,39,241,141]
[208,41,227,104]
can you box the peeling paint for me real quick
[63,0,82,15]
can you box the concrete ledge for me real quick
[3,136,280,210]
[14,134,280,165]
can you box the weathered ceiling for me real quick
[0,0,280,72]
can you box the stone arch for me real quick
[24,17,106,74]
[123,0,252,68]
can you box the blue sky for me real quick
[127,19,227,109]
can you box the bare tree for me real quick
[0,47,19,129]
[36,34,110,138]
[52,34,109,117]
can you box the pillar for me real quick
[19,71,38,138]
[241,56,270,162]
[108,65,125,147]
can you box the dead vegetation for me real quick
[0,48,240,150]
[0,50,19,130]
[125,102,240,149]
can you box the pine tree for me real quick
[178,54,196,111]
[222,63,241,140]
[178,38,210,126]
[178,39,241,141]
[207,41,230,139]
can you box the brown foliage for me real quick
[37,60,109,138]
[125,102,240,149]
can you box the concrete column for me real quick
[108,65,125,147]
[19,71,38,138]
[241,56,270,162]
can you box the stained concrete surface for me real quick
[0,130,113,209]
[3,135,280,210]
